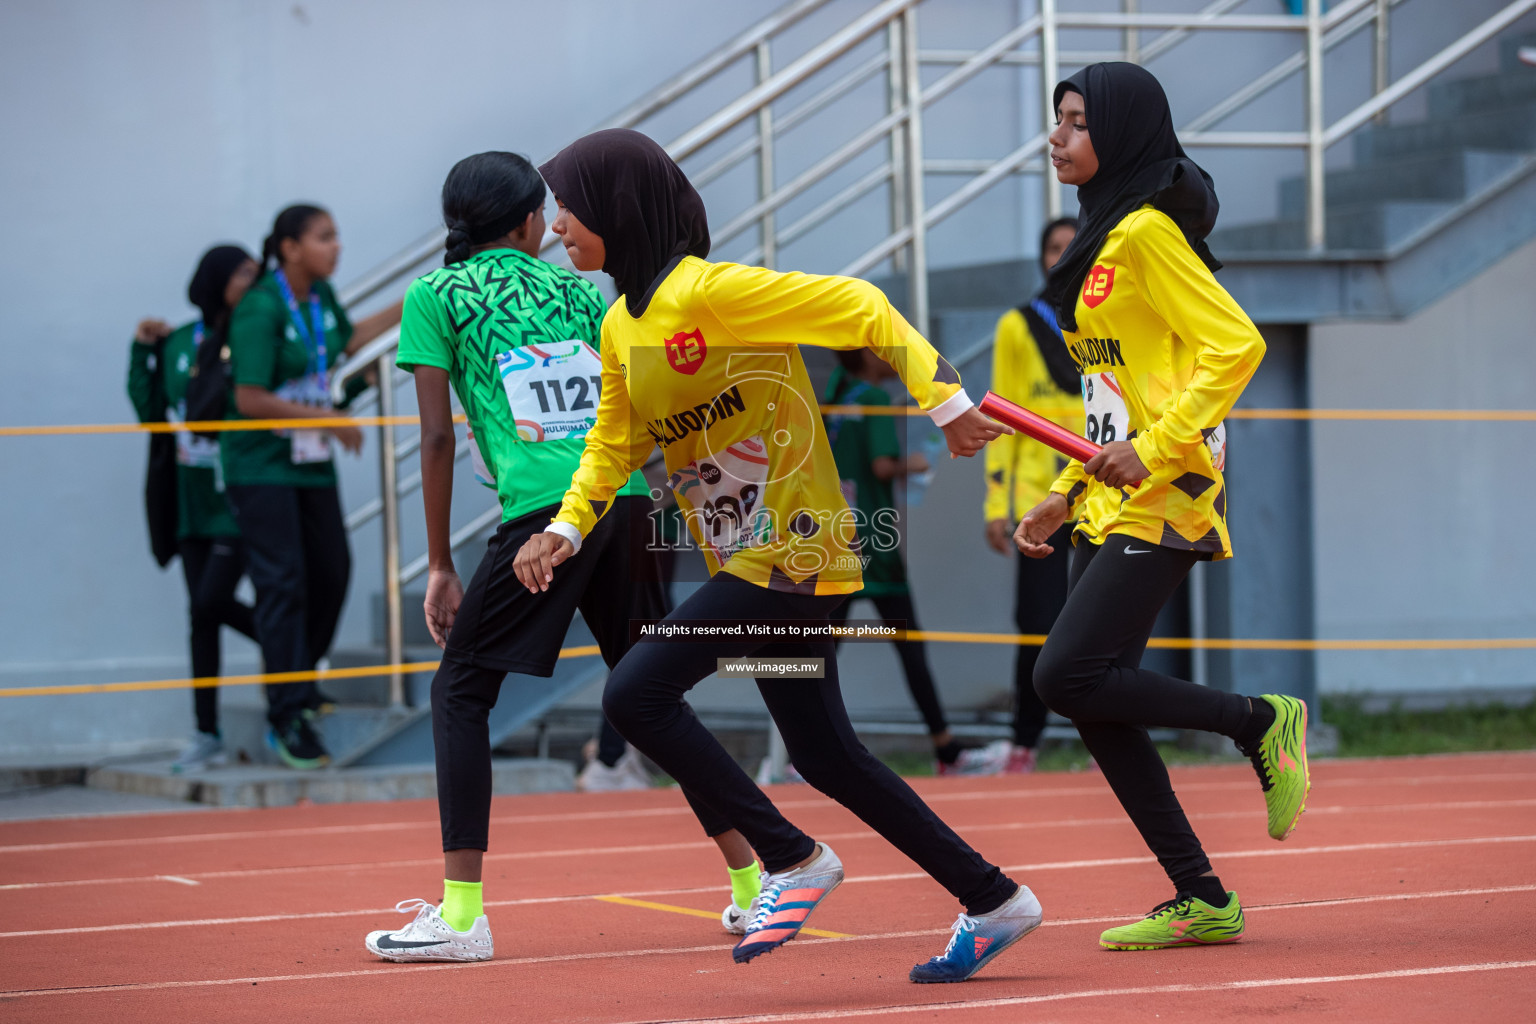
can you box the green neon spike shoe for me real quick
[1099,891,1244,950]
[1247,694,1311,840]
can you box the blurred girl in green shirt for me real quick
[221,204,401,769]
[128,245,261,772]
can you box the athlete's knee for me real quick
[430,658,496,720]
[1032,641,1093,717]
[782,737,878,795]
[600,659,652,734]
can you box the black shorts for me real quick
[442,495,665,675]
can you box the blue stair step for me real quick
[1209,198,1456,254]
[1428,66,1536,119]
[1278,149,1526,213]
[1352,107,1536,163]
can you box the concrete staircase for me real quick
[908,31,1536,347]
[1211,34,1536,255]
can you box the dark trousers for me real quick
[1034,534,1253,888]
[603,572,1016,916]
[596,715,628,767]
[1011,523,1073,748]
[177,536,258,735]
[225,484,350,728]
[828,590,947,736]
[431,497,730,850]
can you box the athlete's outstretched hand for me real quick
[1083,440,1148,489]
[423,568,464,648]
[1015,493,1069,559]
[942,407,1012,458]
[514,532,575,593]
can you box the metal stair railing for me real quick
[326,0,1536,709]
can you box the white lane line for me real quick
[605,961,1536,1024]
[8,796,1535,893]
[3,838,1533,944]
[4,769,1532,855]
[4,931,1533,1001]
[156,876,199,886]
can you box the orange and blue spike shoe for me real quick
[731,843,843,964]
[909,885,1043,983]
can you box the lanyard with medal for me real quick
[274,269,333,463]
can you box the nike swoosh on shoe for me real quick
[373,935,448,950]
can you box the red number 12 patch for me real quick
[1082,265,1115,308]
[665,329,707,374]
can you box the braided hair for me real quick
[440,152,546,265]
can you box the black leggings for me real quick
[177,536,258,735]
[1011,523,1072,747]
[596,716,628,768]
[432,497,731,851]
[1034,533,1254,888]
[828,590,947,737]
[603,572,1016,916]
[225,484,351,728]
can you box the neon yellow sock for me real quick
[728,862,761,911]
[440,879,483,932]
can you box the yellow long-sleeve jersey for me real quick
[983,308,1085,522]
[1049,207,1265,560]
[548,257,971,595]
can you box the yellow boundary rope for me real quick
[0,415,464,437]
[3,634,1530,699]
[0,645,602,699]
[3,408,1535,436]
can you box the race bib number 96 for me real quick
[1083,370,1129,446]
[495,341,604,443]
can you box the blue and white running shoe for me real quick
[909,884,1043,983]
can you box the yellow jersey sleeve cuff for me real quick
[545,521,583,555]
[927,388,973,427]
[1049,467,1088,517]
[1129,432,1163,473]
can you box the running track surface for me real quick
[4,752,1534,1023]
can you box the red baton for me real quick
[979,391,1099,464]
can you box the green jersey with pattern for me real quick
[222,273,354,488]
[823,366,908,597]
[397,248,647,523]
[127,324,240,539]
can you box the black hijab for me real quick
[1043,63,1221,333]
[186,244,255,328]
[539,129,711,317]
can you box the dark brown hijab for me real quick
[540,129,711,317]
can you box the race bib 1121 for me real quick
[497,342,605,442]
[495,341,604,443]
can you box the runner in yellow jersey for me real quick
[983,215,1083,773]
[361,152,766,963]
[515,129,1043,982]
[1015,63,1311,951]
